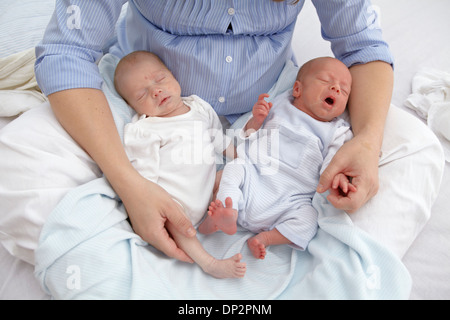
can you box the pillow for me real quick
[0,0,55,58]
[0,1,128,58]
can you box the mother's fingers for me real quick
[165,199,196,238]
[327,188,362,213]
[326,176,373,214]
[152,223,194,263]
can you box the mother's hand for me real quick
[120,172,196,263]
[317,134,380,213]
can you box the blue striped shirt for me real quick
[35,0,393,123]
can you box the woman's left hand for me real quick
[317,134,380,213]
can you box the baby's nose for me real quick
[152,88,162,98]
[330,84,341,94]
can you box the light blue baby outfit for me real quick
[217,90,352,250]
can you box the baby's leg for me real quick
[199,197,238,235]
[248,229,291,260]
[166,222,246,279]
[199,160,246,235]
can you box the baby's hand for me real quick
[252,94,273,125]
[244,94,273,135]
[331,173,357,195]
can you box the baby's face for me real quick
[292,58,352,122]
[116,56,184,117]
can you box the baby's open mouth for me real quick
[325,97,334,106]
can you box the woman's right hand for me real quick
[119,171,196,263]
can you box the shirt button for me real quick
[218,96,225,103]
[228,8,235,15]
[226,56,233,63]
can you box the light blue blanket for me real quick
[34,54,412,299]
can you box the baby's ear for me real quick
[292,80,302,98]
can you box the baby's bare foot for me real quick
[248,237,267,260]
[208,197,238,235]
[202,253,247,279]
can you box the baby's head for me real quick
[292,57,352,122]
[114,51,184,117]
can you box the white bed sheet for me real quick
[0,0,449,300]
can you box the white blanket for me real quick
[35,176,412,299]
[405,68,450,162]
[33,54,412,300]
[0,48,47,117]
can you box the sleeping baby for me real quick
[114,51,246,278]
[199,57,355,259]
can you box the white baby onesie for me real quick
[124,95,230,226]
[217,90,353,250]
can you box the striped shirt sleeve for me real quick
[312,0,394,67]
[34,0,127,95]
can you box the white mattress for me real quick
[1,0,449,299]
